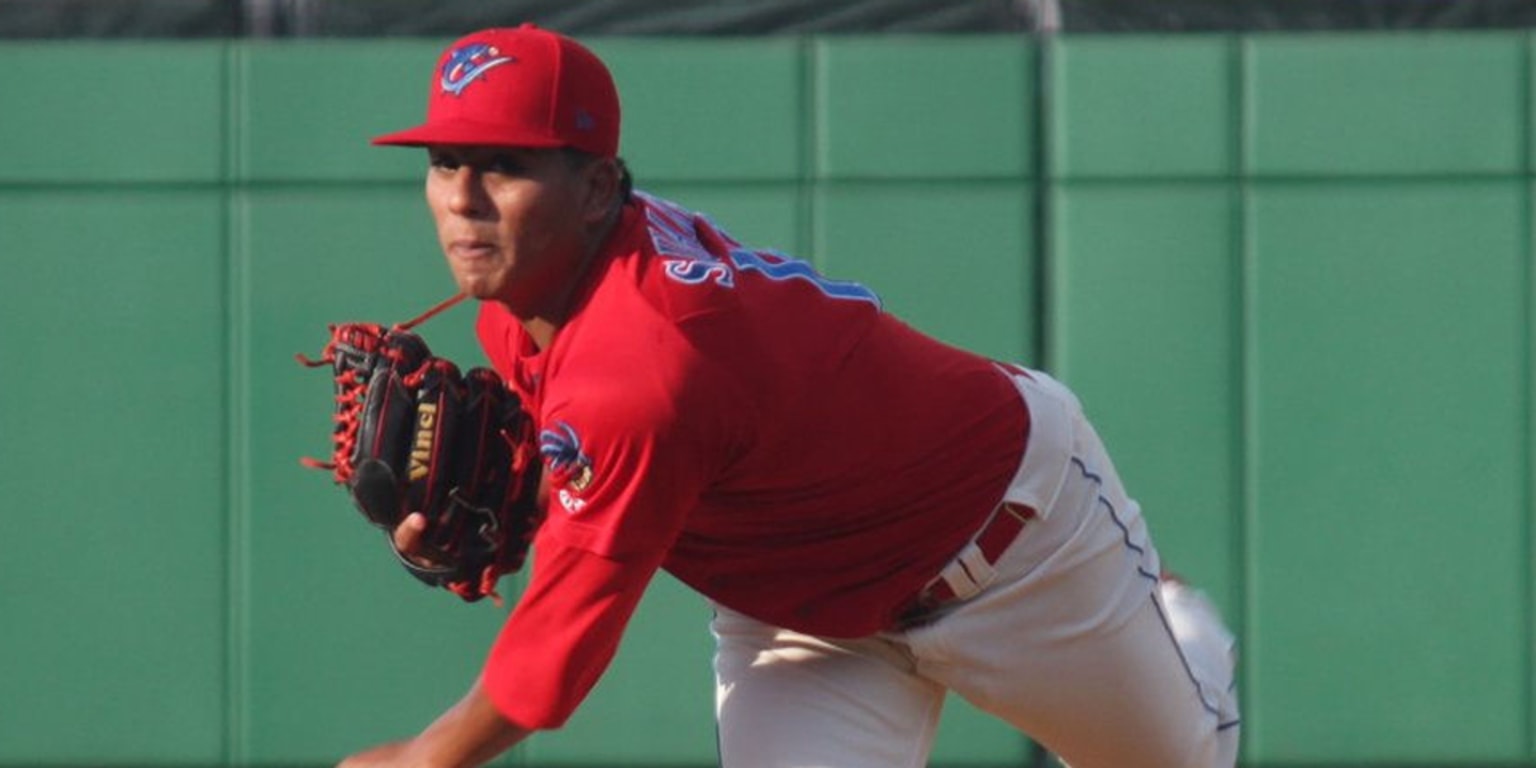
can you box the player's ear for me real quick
[579,156,622,225]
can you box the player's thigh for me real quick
[915,525,1228,764]
[712,606,946,768]
[1161,580,1242,768]
[912,465,1233,767]
[1029,592,1227,768]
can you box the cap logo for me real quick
[440,43,514,96]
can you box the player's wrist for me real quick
[397,736,457,768]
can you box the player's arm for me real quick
[334,514,536,768]
[338,529,665,768]
[337,680,528,768]
[477,530,669,729]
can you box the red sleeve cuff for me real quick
[481,535,664,729]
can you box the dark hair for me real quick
[562,148,634,204]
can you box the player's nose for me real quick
[445,166,489,216]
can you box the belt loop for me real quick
[941,546,992,602]
[1001,501,1032,525]
[894,500,1035,629]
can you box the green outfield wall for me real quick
[0,32,1531,767]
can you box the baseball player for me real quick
[337,24,1240,768]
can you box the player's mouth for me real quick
[445,239,506,298]
[448,238,499,263]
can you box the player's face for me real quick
[424,145,607,313]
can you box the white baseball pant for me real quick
[712,369,1240,768]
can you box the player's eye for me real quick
[428,151,461,171]
[483,153,524,175]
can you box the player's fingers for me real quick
[394,512,429,556]
[394,512,447,568]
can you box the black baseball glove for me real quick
[299,319,542,602]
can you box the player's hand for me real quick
[388,471,549,565]
[392,511,438,567]
[335,738,412,767]
[391,511,460,574]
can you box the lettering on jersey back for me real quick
[641,192,880,308]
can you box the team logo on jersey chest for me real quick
[539,421,595,513]
[440,43,513,96]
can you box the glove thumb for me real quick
[350,458,404,529]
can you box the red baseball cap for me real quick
[372,24,620,157]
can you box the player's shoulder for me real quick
[599,192,746,324]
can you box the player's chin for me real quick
[450,269,506,302]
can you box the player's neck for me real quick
[520,316,559,351]
[515,205,623,350]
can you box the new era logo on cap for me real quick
[440,43,514,96]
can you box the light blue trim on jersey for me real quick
[729,248,882,309]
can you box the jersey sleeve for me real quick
[536,311,744,559]
[480,525,667,730]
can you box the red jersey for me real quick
[477,192,1029,728]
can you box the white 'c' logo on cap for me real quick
[440,43,514,96]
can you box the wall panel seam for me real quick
[1026,33,1049,766]
[1235,32,1260,763]
[224,40,250,768]
[1029,34,1048,371]
[1523,29,1536,765]
[799,36,815,262]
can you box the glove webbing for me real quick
[296,293,467,481]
